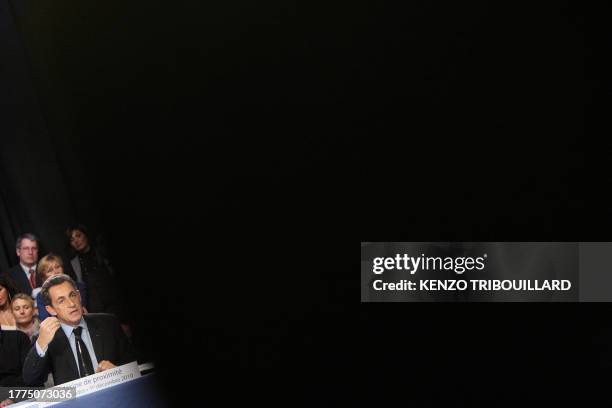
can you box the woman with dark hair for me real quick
[65,225,122,317]
[0,276,16,330]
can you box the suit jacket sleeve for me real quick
[22,336,50,386]
[19,331,29,376]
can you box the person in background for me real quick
[2,233,40,296]
[0,326,31,406]
[65,225,129,336]
[0,276,16,330]
[36,254,87,321]
[11,294,39,342]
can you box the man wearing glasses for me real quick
[2,233,40,296]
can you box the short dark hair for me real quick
[16,233,39,249]
[40,275,78,307]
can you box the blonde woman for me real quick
[35,254,88,321]
[11,293,40,341]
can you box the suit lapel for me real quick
[11,266,30,294]
[53,328,80,379]
[85,315,104,361]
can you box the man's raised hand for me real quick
[37,317,61,351]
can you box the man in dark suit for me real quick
[23,275,134,386]
[3,233,40,296]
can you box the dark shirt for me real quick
[0,328,30,400]
[76,249,122,318]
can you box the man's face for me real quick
[70,230,89,253]
[12,299,34,325]
[16,238,39,266]
[46,281,83,326]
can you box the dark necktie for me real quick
[29,269,36,289]
[73,327,94,377]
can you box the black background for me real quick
[3,0,612,405]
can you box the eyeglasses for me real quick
[19,247,38,252]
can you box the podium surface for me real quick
[52,374,166,408]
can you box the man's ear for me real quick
[46,305,57,317]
